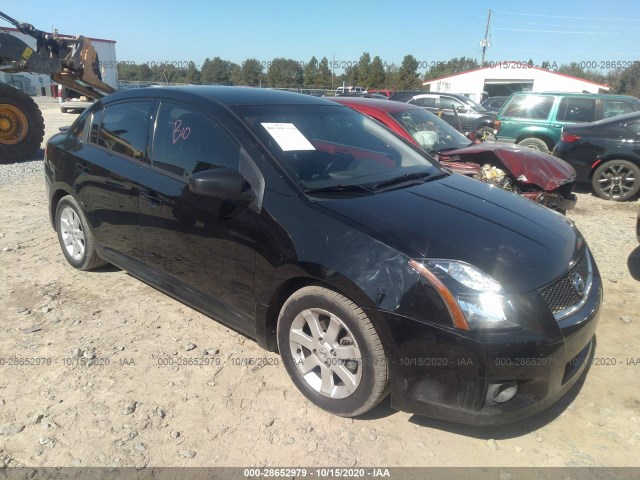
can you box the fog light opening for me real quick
[487,381,518,404]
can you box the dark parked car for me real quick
[481,96,509,113]
[395,92,495,135]
[553,112,640,201]
[45,86,601,425]
[333,96,577,212]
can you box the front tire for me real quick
[517,137,549,153]
[592,160,640,201]
[55,195,108,270]
[277,286,389,417]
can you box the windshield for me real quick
[464,97,487,112]
[233,104,442,191]
[389,108,471,153]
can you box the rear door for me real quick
[552,97,597,143]
[73,100,153,260]
[138,100,259,332]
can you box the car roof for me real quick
[585,111,640,127]
[511,91,640,100]
[332,96,423,113]
[412,92,470,100]
[101,86,335,107]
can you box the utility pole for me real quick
[480,9,492,67]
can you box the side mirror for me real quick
[189,168,256,204]
[456,106,468,113]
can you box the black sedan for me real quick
[45,86,601,425]
[553,112,640,201]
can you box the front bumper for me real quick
[522,191,577,212]
[375,264,602,426]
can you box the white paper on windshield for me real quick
[261,123,315,151]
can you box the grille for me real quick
[539,252,591,318]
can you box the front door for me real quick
[138,101,259,331]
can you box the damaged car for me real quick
[46,86,600,425]
[333,96,577,212]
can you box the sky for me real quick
[2,0,640,73]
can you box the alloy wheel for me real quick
[596,163,637,200]
[288,308,362,399]
[59,206,86,261]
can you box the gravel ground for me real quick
[0,96,639,470]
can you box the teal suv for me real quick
[494,92,640,153]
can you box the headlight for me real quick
[409,259,519,331]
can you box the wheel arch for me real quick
[515,134,554,150]
[256,265,390,354]
[49,186,75,229]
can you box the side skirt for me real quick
[96,246,258,340]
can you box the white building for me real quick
[423,62,609,103]
[0,26,118,96]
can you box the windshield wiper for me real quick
[304,184,373,195]
[372,171,434,191]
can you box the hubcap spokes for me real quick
[598,164,636,198]
[289,308,362,399]
[60,207,85,261]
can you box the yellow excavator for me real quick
[0,10,116,162]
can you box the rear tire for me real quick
[592,160,640,201]
[277,286,389,417]
[0,83,45,163]
[517,137,549,153]
[55,195,108,270]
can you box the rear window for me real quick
[95,101,153,160]
[556,98,596,122]
[603,100,637,119]
[503,95,554,120]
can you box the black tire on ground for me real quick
[0,83,45,163]
[277,285,389,417]
[55,195,108,271]
[517,137,550,153]
[591,159,640,201]
[60,107,67,113]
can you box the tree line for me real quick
[117,54,640,97]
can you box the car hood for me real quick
[315,173,581,293]
[440,143,576,191]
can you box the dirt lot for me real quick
[0,98,639,469]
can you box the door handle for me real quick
[140,190,162,207]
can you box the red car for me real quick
[332,97,577,212]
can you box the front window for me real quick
[389,108,471,153]
[233,104,442,191]
[439,97,464,111]
[150,102,240,178]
